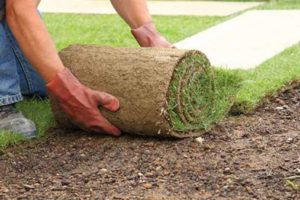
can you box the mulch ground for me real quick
[0,85,300,200]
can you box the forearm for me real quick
[6,0,64,83]
[110,0,152,29]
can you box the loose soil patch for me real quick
[1,85,300,199]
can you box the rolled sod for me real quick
[52,45,232,138]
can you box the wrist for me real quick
[46,68,79,101]
[43,65,65,84]
[131,22,173,48]
[131,22,158,47]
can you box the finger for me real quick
[91,115,121,137]
[93,91,120,112]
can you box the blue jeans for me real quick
[0,7,46,106]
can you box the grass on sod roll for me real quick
[168,54,241,132]
[1,0,300,148]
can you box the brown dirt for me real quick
[1,85,300,199]
[55,45,212,138]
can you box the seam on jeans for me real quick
[0,94,23,106]
[3,22,34,94]
[0,10,4,22]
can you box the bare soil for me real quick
[0,85,300,200]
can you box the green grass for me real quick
[151,0,268,1]
[168,54,240,134]
[45,14,224,50]
[259,0,300,9]
[155,0,300,9]
[1,0,300,147]
[233,43,300,113]
[0,131,26,149]
[17,99,54,136]
[286,180,299,190]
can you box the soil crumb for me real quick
[1,86,300,199]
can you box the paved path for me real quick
[39,0,262,16]
[175,10,300,69]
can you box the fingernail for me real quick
[112,127,121,136]
[108,99,120,112]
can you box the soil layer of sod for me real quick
[53,45,239,137]
[1,85,299,199]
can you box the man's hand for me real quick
[46,68,121,136]
[131,22,174,48]
[110,0,174,48]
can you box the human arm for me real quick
[5,0,121,136]
[110,0,173,48]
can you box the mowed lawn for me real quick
[1,0,300,149]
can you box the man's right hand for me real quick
[131,22,174,48]
[46,68,121,136]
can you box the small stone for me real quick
[145,172,154,177]
[143,183,153,189]
[80,153,86,157]
[23,184,34,191]
[163,171,170,176]
[61,180,71,186]
[195,137,204,144]
[6,152,14,158]
[275,106,284,110]
[155,166,162,171]
[100,168,108,173]
[144,150,151,155]
[144,142,154,147]
[220,154,226,158]
[286,137,294,144]
[2,187,9,193]
[275,98,285,105]
[138,172,144,177]
[283,105,290,109]
[224,167,231,174]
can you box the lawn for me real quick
[0,0,299,148]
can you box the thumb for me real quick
[93,91,120,112]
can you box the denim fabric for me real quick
[0,1,3,21]
[0,1,46,106]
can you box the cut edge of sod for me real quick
[167,51,241,137]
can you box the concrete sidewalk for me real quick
[39,0,262,16]
[176,10,300,69]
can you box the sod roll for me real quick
[52,45,216,138]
